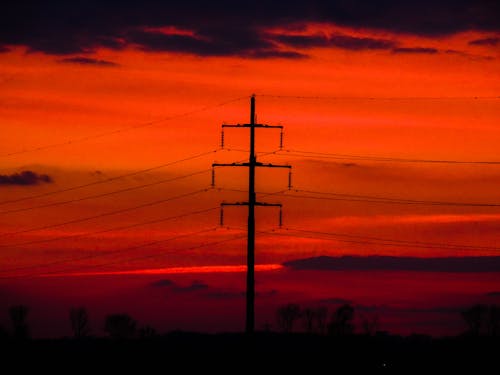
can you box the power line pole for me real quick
[212,95,291,334]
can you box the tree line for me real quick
[1,303,499,339]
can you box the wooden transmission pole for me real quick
[212,95,291,334]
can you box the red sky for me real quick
[0,2,499,337]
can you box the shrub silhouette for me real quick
[462,304,500,336]
[69,307,90,338]
[104,313,137,339]
[8,305,30,340]
[328,304,355,336]
[276,303,301,333]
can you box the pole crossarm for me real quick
[220,201,282,207]
[255,162,291,169]
[212,162,249,167]
[222,124,283,129]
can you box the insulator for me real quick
[220,207,224,226]
[288,170,292,190]
[211,168,215,187]
[279,130,284,149]
[220,130,225,149]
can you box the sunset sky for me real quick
[1,1,499,337]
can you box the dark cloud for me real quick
[393,47,438,54]
[284,255,500,273]
[319,297,353,305]
[469,37,499,46]
[486,291,500,297]
[206,291,245,299]
[150,279,208,292]
[0,1,498,57]
[275,34,395,50]
[205,289,278,299]
[0,170,52,186]
[59,57,118,66]
[179,280,209,292]
[151,279,176,287]
[444,49,495,61]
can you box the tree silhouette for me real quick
[488,305,500,337]
[276,303,301,333]
[301,307,315,333]
[361,313,380,336]
[314,306,328,335]
[8,305,30,340]
[69,307,90,338]
[328,304,355,336]
[462,304,487,336]
[138,325,157,338]
[462,304,500,336]
[104,313,137,339]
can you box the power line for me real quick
[0,149,217,206]
[0,227,218,273]
[2,230,247,279]
[0,169,211,215]
[217,188,500,207]
[257,94,500,100]
[0,96,248,158]
[277,228,500,251]
[278,149,500,165]
[281,189,500,207]
[0,206,218,249]
[0,188,211,237]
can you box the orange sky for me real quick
[0,24,499,277]
[1,3,500,338]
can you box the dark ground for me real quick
[2,332,499,370]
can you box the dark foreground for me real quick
[2,333,499,370]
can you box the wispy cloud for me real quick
[284,255,500,272]
[58,56,119,66]
[0,170,52,186]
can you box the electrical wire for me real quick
[0,206,218,249]
[0,149,218,206]
[278,227,500,251]
[277,149,500,165]
[0,187,212,237]
[1,230,247,279]
[256,94,500,100]
[0,169,211,215]
[0,96,248,158]
[276,189,500,207]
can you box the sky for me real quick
[0,1,499,337]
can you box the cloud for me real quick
[0,1,498,57]
[206,291,245,299]
[179,280,209,292]
[393,47,438,54]
[205,289,278,299]
[127,29,306,58]
[58,57,118,66]
[319,297,353,305]
[150,279,208,292]
[151,279,176,287]
[274,34,396,50]
[486,291,500,297]
[444,49,495,60]
[283,255,500,272]
[469,37,499,46]
[0,170,53,186]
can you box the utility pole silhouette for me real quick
[212,95,291,334]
